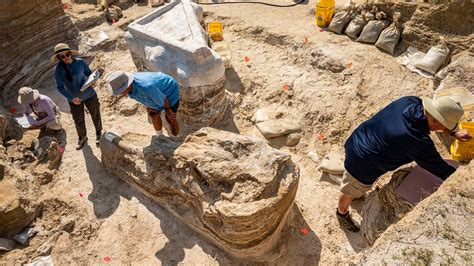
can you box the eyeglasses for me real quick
[59,52,71,60]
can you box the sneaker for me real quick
[76,137,88,150]
[96,131,102,146]
[336,210,360,233]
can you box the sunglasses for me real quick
[59,52,71,60]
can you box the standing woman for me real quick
[52,43,104,150]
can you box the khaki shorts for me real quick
[340,171,372,199]
[45,118,62,131]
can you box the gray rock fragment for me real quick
[0,238,16,251]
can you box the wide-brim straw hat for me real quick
[18,87,40,104]
[106,71,135,96]
[51,43,79,64]
[422,96,464,131]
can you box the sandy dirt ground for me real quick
[2,1,469,264]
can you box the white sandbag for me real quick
[356,19,389,43]
[344,14,367,39]
[328,11,352,34]
[375,21,402,54]
[375,12,402,55]
[414,44,449,75]
[396,46,433,78]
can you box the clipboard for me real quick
[80,70,100,92]
[14,116,32,129]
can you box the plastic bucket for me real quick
[208,22,224,42]
[450,122,474,161]
[316,0,335,27]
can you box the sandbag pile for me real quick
[357,11,389,44]
[328,3,403,56]
[328,2,355,34]
[343,6,369,38]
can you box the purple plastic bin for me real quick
[396,160,458,205]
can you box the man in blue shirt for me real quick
[107,71,180,136]
[337,96,471,232]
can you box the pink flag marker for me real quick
[103,256,112,262]
[244,56,250,62]
[299,227,309,235]
[318,133,325,141]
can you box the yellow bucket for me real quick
[316,0,335,27]
[208,21,224,42]
[462,103,474,122]
[450,122,474,161]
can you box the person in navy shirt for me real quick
[337,96,471,232]
[52,43,104,150]
[107,71,180,136]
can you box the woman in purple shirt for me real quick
[18,87,61,134]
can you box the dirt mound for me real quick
[401,2,474,56]
[0,144,42,239]
[437,50,474,93]
[4,198,101,265]
[360,168,414,245]
[361,163,474,265]
[0,119,66,240]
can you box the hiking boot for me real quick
[96,131,102,146]
[76,137,88,150]
[336,210,360,233]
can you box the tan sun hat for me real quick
[106,71,134,96]
[51,43,79,64]
[18,87,40,104]
[422,96,464,131]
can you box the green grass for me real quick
[393,247,434,266]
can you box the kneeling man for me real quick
[337,96,471,232]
